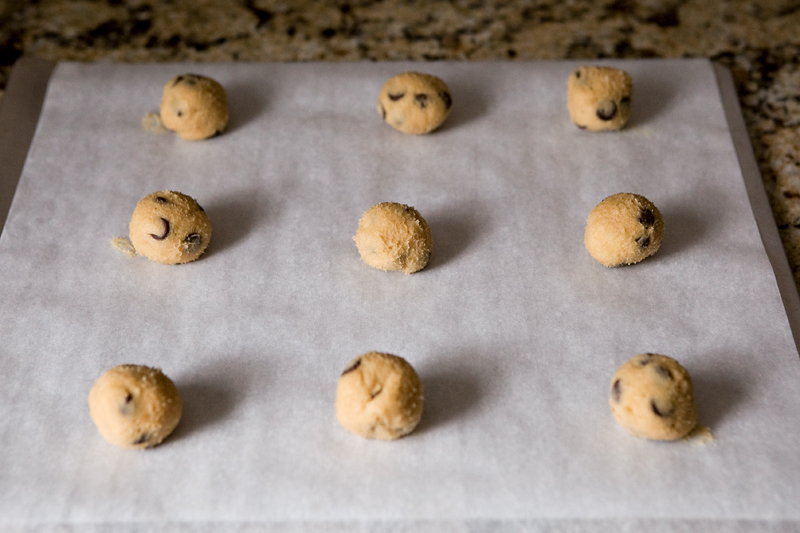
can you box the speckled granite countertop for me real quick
[2,0,800,287]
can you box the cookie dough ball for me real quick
[160,74,229,141]
[129,190,212,265]
[88,365,183,449]
[336,352,424,440]
[609,354,697,440]
[378,72,452,135]
[354,202,433,274]
[584,193,663,267]
[567,66,632,131]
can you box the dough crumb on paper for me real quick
[686,424,715,445]
[141,112,168,134]
[111,237,137,257]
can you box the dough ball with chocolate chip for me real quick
[609,354,697,440]
[378,72,452,135]
[567,66,632,131]
[160,74,229,140]
[584,193,663,267]
[129,190,212,265]
[336,352,424,440]
[354,202,433,274]
[88,364,182,449]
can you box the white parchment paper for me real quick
[1,60,799,528]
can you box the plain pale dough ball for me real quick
[584,193,663,267]
[129,190,212,265]
[354,202,433,274]
[160,74,229,141]
[336,352,424,440]
[378,72,453,135]
[567,66,633,131]
[609,353,698,440]
[88,365,183,449]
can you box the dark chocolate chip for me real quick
[439,91,452,110]
[651,400,674,418]
[639,208,655,227]
[197,203,205,212]
[370,387,382,399]
[388,92,405,101]
[575,69,581,79]
[185,233,202,248]
[415,93,429,108]
[577,124,587,130]
[655,365,673,380]
[176,110,183,117]
[636,235,651,249]
[639,356,652,366]
[611,379,622,403]
[621,96,631,105]
[120,392,134,415]
[150,218,170,240]
[132,434,150,445]
[155,196,169,204]
[596,100,618,121]
[172,76,184,87]
[380,104,386,120]
[212,130,222,138]
[342,358,361,376]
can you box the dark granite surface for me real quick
[1,0,800,287]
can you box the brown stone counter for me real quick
[2,0,800,289]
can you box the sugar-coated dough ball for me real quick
[378,72,453,135]
[88,365,183,449]
[336,352,424,440]
[567,66,632,131]
[129,190,212,265]
[584,193,663,267]
[160,74,229,141]
[609,354,697,440]
[354,202,433,274]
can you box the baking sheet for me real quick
[1,59,799,531]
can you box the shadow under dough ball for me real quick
[584,192,663,267]
[88,364,183,449]
[160,74,229,140]
[336,352,424,440]
[129,190,212,265]
[378,72,453,135]
[567,66,632,131]
[609,353,697,440]
[354,202,433,274]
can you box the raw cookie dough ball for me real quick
[88,364,183,449]
[584,193,663,267]
[129,190,212,265]
[336,352,424,440]
[160,74,229,140]
[609,353,697,440]
[567,66,633,131]
[378,72,453,135]
[354,202,433,274]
